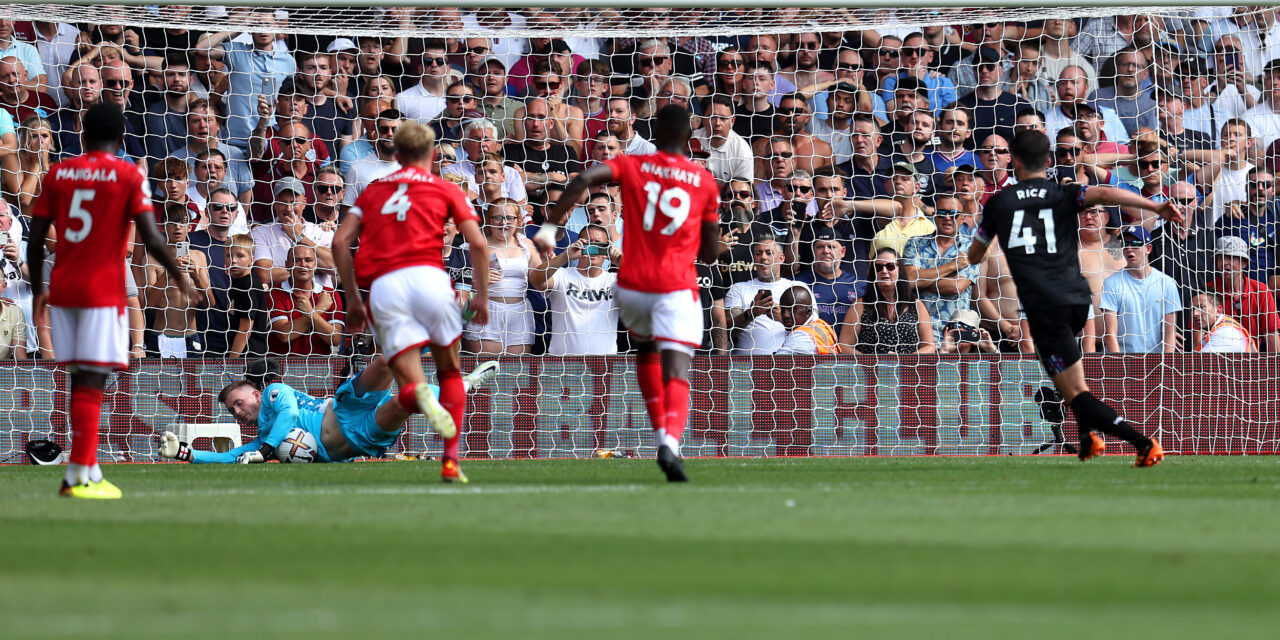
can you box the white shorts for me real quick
[50,305,128,371]
[368,265,462,362]
[614,286,703,355]
[463,299,534,346]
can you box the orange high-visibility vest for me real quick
[1197,315,1259,352]
[794,318,839,354]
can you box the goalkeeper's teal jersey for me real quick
[192,383,330,463]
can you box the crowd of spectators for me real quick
[1,7,1279,360]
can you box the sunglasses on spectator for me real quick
[772,151,794,159]
[733,190,753,199]
[1170,197,1198,207]
[1215,47,1240,54]
[639,56,669,67]
[777,107,809,115]
[837,64,864,73]
[879,49,900,58]
[789,184,813,194]
[446,94,475,102]
[1123,238,1148,248]
[1139,159,1164,169]
[533,80,562,90]
[979,147,1010,154]
[423,56,448,67]
[875,262,897,272]
[934,209,960,217]
[284,136,309,146]
[103,79,129,88]
[718,59,742,69]
[316,184,343,194]
[1250,181,1274,189]
[1056,146,1083,157]
[468,47,489,55]
[796,41,820,50]
[378,125,399,134]
[208,202,236,213]
[901,47,928,57]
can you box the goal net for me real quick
[0,4,1277,462]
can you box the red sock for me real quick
[69,386,104,467]
[663,377,691,443]
[637,352,666,432]
[437,369,465,461]
[396,383,421,414]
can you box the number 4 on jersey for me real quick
[1007,208,1057,254]
[641,181,690,235]
[381,183,411,221]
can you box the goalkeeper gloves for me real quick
[158,431,192,462]
[235,450,265,464]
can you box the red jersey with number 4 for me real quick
[350,165,478,289]
[605,152,719,293]
[31,151,152,307]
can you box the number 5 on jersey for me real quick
[1007,208,1057,254]
[66,189,96,243]
[641,181,690,235]
[381,184,411,221]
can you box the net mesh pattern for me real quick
[0,5,1276,462]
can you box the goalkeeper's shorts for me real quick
[332,374,404,459]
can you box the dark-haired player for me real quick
[967,130,1184,467]
[534,105,721,481]
[28,103,196,498]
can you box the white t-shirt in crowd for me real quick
[1209,163,1253,227]
[546,267,618,355]
[725,277,796,355]
[343,155,401,206]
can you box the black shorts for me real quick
[1024,304,1090,377]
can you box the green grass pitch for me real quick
[3,456,1279,639]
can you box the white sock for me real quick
[661,432,681,457]
[88,464,104,483]
[65,463,88,486]
[654,428,667,450]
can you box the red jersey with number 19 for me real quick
[30,151,152,307]
[604,152,719,293]
[349,165,478,289]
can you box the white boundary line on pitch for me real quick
[124,484,655,498]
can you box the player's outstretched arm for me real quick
[331,212,364,332]
[1083,185,1186,226]
[135,212,199,301]
[159,431,270,464]
[534,164,615,252]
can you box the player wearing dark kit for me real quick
[968,130,1183,467]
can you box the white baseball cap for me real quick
[1215,235,1250,260]
[327,38,358,54]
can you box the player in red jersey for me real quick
[27,103,195,499]
[333,121,490,483]
[536,105,720,481]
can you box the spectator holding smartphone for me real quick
[142,203,210,358]
[530,224,621,355]
[725,234,795,354]
[938,308,997,354]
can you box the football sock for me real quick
[438,369,465,462]
[1069,392,1151,449]
[88,464,103,483]
[636,352,666,432]
[67,386,104,485]
[396,383,421,414]
[662,377,691,449]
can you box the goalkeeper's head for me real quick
[392,120,436,169]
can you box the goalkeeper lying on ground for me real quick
[159,357,499,466]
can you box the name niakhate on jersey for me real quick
[640,162,702,187]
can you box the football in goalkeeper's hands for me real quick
[275,427,317,463]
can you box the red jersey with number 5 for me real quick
[350,165,478,288]
[31,151,152,307]
[604,152,719,293]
